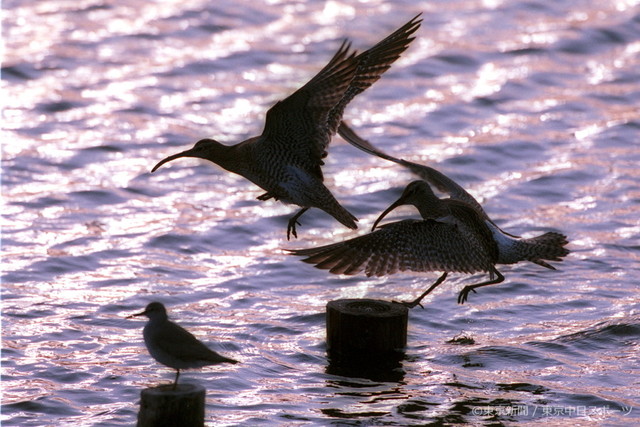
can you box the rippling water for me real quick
[3,0,640,425]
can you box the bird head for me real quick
[128,301,168,321]
[151,138,223,172]
[372,180,436,231]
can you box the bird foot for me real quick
[457,287,477,304]
[391,299,424,309]
[286,219,301,240]
[286,207,309,240]
[257,192,273,201]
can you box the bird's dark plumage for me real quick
[291,126,569,306]
[152,15,422,239]
[130,302,237,388]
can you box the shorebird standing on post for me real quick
[129,302,238,389]
[289,125,569,307]
[152,15,422,239]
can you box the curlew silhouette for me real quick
[289,125,569,307]
[129,302,238,389]
[152,15,422,239]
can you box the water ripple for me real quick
[3,0,640,425]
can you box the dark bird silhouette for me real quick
[152,15,422,239]
[129,302,238,389]
[289,125,569,307]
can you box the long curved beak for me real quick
[126,309,147,319]
[371,198,406,231]
[151,149,197,173]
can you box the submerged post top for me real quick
[328,299,408,317]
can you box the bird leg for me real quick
[173,369,180,390]
[395,272,448,309]
[457,269,505,304]
[287,207,309,240]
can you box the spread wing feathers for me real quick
[326,14,422,134]
[338,121,488,218]
[152,322,237,364]
[260,15,421,180]
[260,41,358,179]
[289,219,496,277]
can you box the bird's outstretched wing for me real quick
[325,14,422,134]
[260,15,422,180]
[338,121,489,218]
[288,219,495,276]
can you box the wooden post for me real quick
[137,383,205,427]
[326,299,408,359]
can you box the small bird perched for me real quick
[129,302,238,389]
[152,15,422,239]
[289,125,569,307]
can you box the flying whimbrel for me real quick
[152,15,422,239]
[289,125,569,307]
[129,302,238,389]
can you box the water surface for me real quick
[3,0,640,425]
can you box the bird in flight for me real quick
[289,124,569,307]
[152,15,422,239]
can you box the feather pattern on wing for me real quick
[259,15,422,181]
[289,219,497,277]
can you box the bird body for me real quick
[339,122,571,269]
[130,302,237,388]
[291,126,569,306]
[152,16,422,239]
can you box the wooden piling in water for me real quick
[326,299,408,359]
[137,383,205,427]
